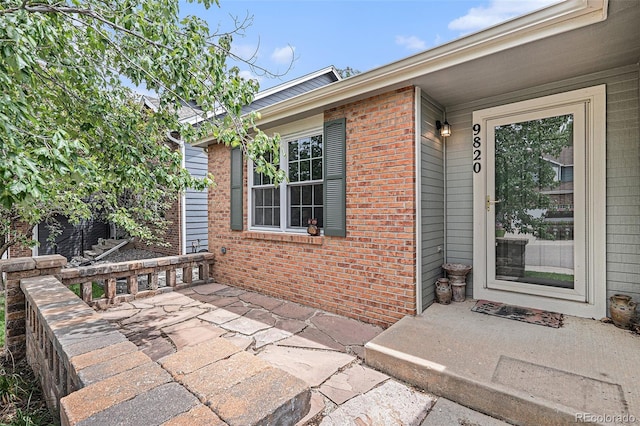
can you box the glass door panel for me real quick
[485,103,586,301]
[494,114,575,288]
[473,85,607,317]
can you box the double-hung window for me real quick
[238,117,344,236]
[252,152,280,227]
[250,130,324,231]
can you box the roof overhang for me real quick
[196,0,640,146]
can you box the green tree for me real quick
[0,0,287,257]
[495,114,572,238]
[336,66,360,78]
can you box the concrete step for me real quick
[83,250,100,259]
[85,239,130,261]
[93,239,127,251]
[365,301,640,426]
[102,239,127,248]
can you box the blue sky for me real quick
[180,0,558,91]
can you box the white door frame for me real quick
[472,85,606,318]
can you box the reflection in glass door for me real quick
[473,86,606,317]
[493,114,575,289]
[484,101,587,302]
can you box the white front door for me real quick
[472,86,607,318]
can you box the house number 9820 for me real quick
[472,123,481,173]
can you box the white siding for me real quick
[420,95,445,309]
[442,64,640,300]
[185,143,209,252]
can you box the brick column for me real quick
[1,255,67,359]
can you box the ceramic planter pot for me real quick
[435,278,452,305]
[609,294,637,329]
[442,263,472,302]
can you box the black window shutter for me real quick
[323,118,346,237]
[230,147,243,230]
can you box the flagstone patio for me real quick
[97,282,448,425]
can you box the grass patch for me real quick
[0,357,58,426]
[524,270,574,282]
[69,282,104,299]
[1,292,57,425]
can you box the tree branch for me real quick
[7,3,170,50]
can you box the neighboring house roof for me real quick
[183,66,341,126]
[142,97,203,122]
[141,66,341,131]
[543,146,574,166]
[195,0,639,146]
[142,66,340,126]
[240,66,341,115]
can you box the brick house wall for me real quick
[132,139,182,256]
[8,221,33,258]
[208,87,417,327]
[132,196,182,256]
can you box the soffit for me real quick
[250,0,638,131]
[416,0,640,107]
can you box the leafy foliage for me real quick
[0,0,287,257]
[336,66,360,78]
[495,114,572,238]
[0,358,58,426]
[69,281,104,299]
[0,293,5,348]
[3,295,56,425]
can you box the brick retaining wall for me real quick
[1,254,215,359]
[1,256,310,425]
[1,255,67,357]
[21,273,131,414]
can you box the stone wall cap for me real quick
[33,254,67,269]
[60,268,81,280]
[0,257,36,273]
[20,274,63,291]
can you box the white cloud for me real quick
[395,35,427,51]
[271,46,295,65]
[232,43,260,61]
[448,0,560,34]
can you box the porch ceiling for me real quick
[415,0,640,108]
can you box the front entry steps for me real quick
[365,301,640,425]
[83,238,130,260]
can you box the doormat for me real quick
[471,300,563,328]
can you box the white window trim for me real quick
[472,85,606,318]
[248,126,324,234]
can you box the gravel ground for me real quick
[67,248,165,267]
[67,248,196,292]
[98,248,164,263]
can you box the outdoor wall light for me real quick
[436,120,452,137]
